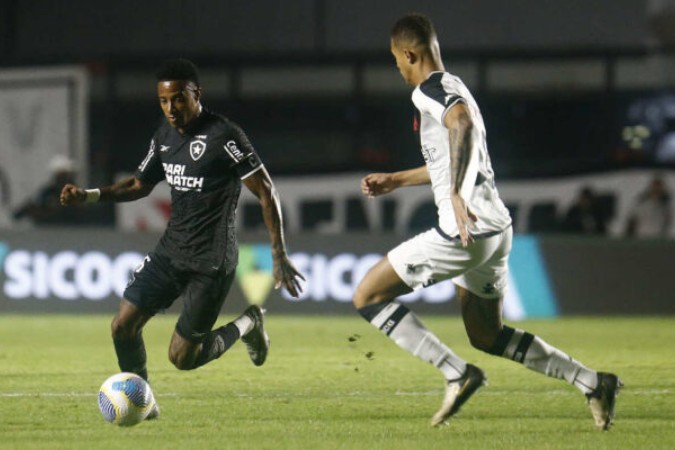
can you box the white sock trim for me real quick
[233,315,254,336]
[573,367,598,394]
[369,303,401,329]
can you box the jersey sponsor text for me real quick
[162,163,204,191]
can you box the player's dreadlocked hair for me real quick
[156,59,200,86]
[390,13,436,50]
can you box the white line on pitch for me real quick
[0,392,177,398]
[3,388,665,399]
[395,388,669,396]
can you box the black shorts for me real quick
[123,252,236,343]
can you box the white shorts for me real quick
[387,226,512,299]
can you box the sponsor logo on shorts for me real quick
[422,278,437,288]
[482,283,496,295]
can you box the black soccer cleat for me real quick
[586,372,623,430]
[431,364,487,427]
[240,305,270,367]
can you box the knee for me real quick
[353,284,390,310]
[168,337,198,371]
[169,351,194,371]
[352,258,404,310]
[111,315,140,341]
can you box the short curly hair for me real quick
[391,13,436,49]
[156,59,200,86]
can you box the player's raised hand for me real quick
[450,193,478,247]
[273,254,305,298]
[361,173,397,198]
[60,184,86,206]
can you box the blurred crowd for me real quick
[4,153,672,240]
[9,156,111,228]
[560,176,671,238]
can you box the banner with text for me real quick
[0,230,558,319]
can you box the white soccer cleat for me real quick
[586,372,622,430]
[145,400,160,421]
[240,305,270,366]
[431,364,487,427]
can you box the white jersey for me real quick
[412,71,511,238]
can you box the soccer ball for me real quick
[97,372,157,426]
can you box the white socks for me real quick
[496,327,598,394]
[367,302,466,380]
[359,302,599,393]
[233,314,254,337]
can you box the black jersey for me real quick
[135,108,262,272]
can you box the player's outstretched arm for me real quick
[361,166,430,198]
[60,176,155,206]
[243,168,305,298]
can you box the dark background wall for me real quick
[540,237,674,314]
[0,2,672,314]
[1,0,649,60]
[2,0,675,228]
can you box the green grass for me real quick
[0,314,673,450]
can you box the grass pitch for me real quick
[0,314,673,450]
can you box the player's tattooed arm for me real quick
[60,176,155,205]
[243,168,305,297]
[444,102,477,246]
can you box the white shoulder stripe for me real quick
[139,149,154,172]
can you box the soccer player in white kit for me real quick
[353,13,621,430]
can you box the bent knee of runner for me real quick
[353,257,407,309]
[353,283,394,309]
[169,352,195,370]
[169,347,197,370]
[168,334,199,370]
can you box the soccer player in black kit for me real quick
[60,59,304,419]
